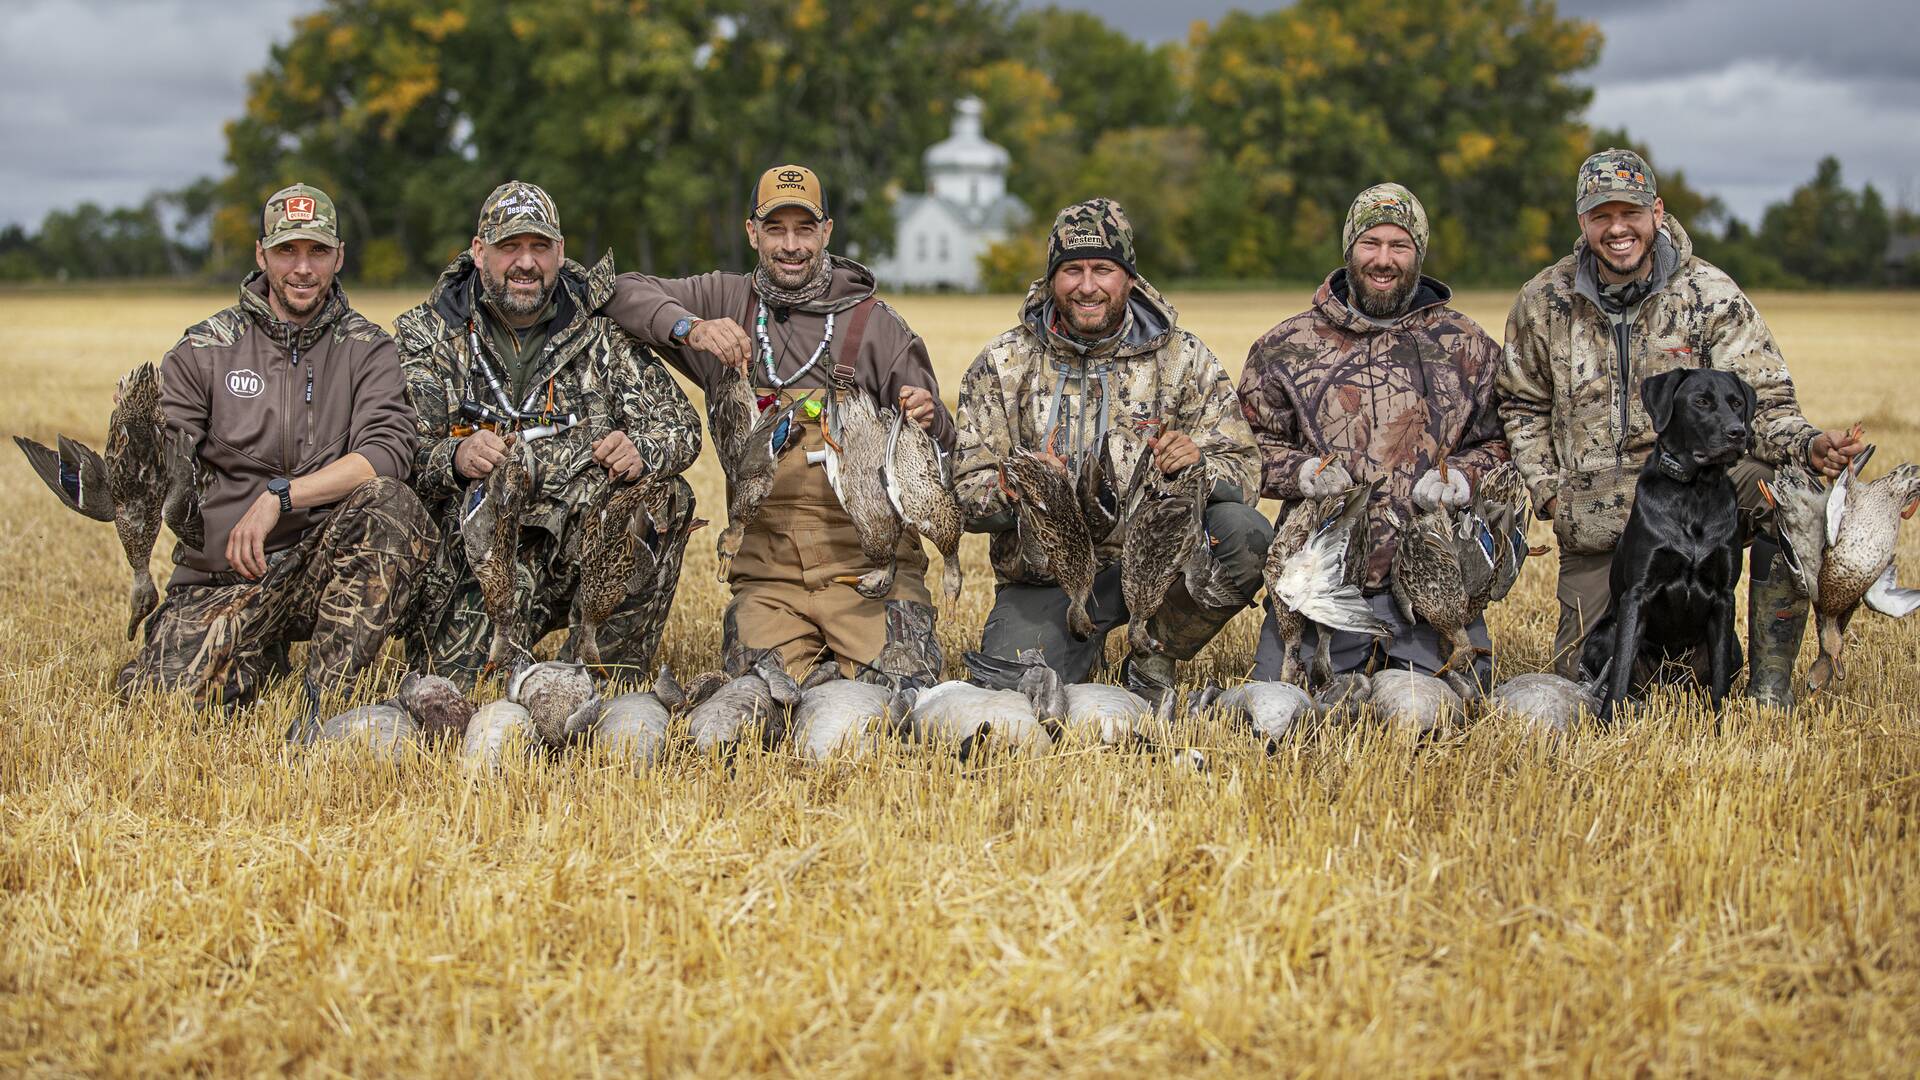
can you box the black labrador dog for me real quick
[1581,368,1757,721]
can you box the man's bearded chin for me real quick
[1068,296,1126,338]
[1347,253,1419,318]
[762,247,826,288]
[1599,245,1649,279]
[482,264,554,317]
[272,277,324,317]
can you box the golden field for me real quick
[2,283,1918,1074]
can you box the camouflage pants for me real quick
[972,500,1272,689]
[406,474,695,686]
[116,477,434,707]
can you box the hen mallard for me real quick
[1389,491,1489,685]
[882,406,964,601]
[1762,448,1920,691]
[1474,461,1536,605]
[1000,446,1097,639]
[1263,474,1390,686]
[710,367,810,581]
[1120,460,1248,658]
[16,362,203,639]
[571,471,701,676]
[822,388,904,600]
[461,434,534,678]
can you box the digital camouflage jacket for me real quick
[1498,216,1818,555]
[1237,270,1507,588]
[395,250,702,539]
[952,275,1259,584]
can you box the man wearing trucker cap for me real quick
[396,180,703,684]
[118,183,433,726]
[601,164,955,685]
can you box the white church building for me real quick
[870,98,1029,292]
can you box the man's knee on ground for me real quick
[1202,500,1276,580]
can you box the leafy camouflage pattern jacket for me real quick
[395,251,702,540]
[1237,270,1507,588]
[1499,216,1818,555]
[953,275,1260,584]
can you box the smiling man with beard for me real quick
[1500,149,1863,707]
[952,198,1266,697]
[600,165,953,685]
[120,184,432,724]
[1238,183,1508,687]
[396,180,702,685]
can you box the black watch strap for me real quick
[269,477,293,513]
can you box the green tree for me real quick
[1760,156,1891,285]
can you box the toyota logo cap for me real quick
[753,164,827,221]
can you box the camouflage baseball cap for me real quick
[1342,182,1429,258]
[477,180,563,245]
[1577,149,1658,214]
[1046,197,1136,277]
[261,184,340,249]
[753,165,828,221]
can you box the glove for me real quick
[1296,456,1354,498]
[1413,467,1472,510]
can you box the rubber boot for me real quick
[1746,543,1808,711]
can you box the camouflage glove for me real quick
[1297,457,1354,498]
[1413,467,1472,510]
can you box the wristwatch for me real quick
[670,316,702,342]
[267,476,293,513]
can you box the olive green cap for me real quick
[477,180,563,245]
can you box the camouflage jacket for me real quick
[1498,216,1818,555]
[953,276,1259,583]
[395,251,701,540]
[1237,270,1507,588]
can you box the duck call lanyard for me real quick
[755,301,835,389]
[464,318,579,440]
[1040,358,1115,478]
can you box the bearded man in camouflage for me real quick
[119,184,433,722]
[397,181,702,684]
[1239,183,1508,686]
[1500,149,1863,707]
[953,198,1269,696]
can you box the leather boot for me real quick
[1746,545,1808,711]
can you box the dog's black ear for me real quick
[1640,370,1689,434]
[1735,374,1757,424]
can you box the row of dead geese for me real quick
[312,648,1618,768]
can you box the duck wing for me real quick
[1864,563,1920,617]
[161,428,204,549]
[15,434,115,521]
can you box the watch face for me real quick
[673,317,694,339]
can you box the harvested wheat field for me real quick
[2,284,1918,1074]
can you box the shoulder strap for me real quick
[834,296,879,390]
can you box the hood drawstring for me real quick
[465,319,578,441]
[1039,357,1113,480]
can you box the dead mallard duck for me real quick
[1001,446,1097,640]
[16,362,203,639]
[1264,475,1390,686]
[508,659,600,748]
[571,471,701,675]
[709,368,811,581]
[1121,460,1248,658]
[882,405,964,601]
[1762,447,1920,691]
[822,387,904,600]
[461,434,534,678]
[1474,461,1537,605]
[1389,492,1489,686]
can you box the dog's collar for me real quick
[1655,447,1697,482]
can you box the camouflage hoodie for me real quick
[1498,215,1817,555]
[1237,269,1507,588]
[952,275,1259,584]
[395,250,701,540]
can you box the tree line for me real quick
[3,0,1913,289]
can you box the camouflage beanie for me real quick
[1046,198,1136,278]
[1342,183,1429,259]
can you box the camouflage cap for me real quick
[1046,197,1136,277]
[477,180,563,245]
[1577,148,1657,214]
[1342,182,1429,258]
[261,183,340,249]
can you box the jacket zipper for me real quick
[284,334,299,476]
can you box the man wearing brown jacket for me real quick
[118,184,433,719]
[600,165,954,684]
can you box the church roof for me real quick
[925,97,1009,172]
[895,192,1029,233]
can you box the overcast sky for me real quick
[3,0,1915,231]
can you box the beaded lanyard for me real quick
[755,302,835,389]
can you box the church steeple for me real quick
[925,97,1008,209]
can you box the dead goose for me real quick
[461,699,539,773]
[882,406,964,601]
[909,679,1052,758]
[592,664,689,772]
[1264,476,1390,686]
[1191,679,1318,753]
[508,659,600,748]
[461,434,534,678]
[820,387,904,600]
[1365,668,1464,735]
[1486,667,1606,736]
[710,370,811,581]
[685,654,801,756]
[15,362,203,639]
[1001,446,1097,640]
[1762,448,1920,691]
[790,676,910,762]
